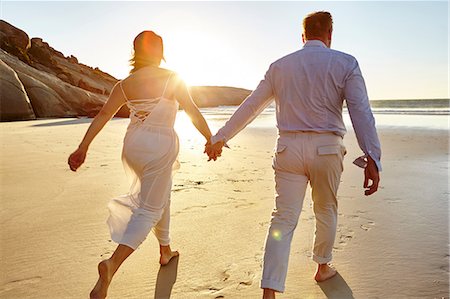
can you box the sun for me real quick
[163,30,237,87]
[163,30,211,86]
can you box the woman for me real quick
[68,31,213,299]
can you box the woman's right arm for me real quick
[68,82,126,171]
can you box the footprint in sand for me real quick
[172,180,207,192]
[360,221,376,231]
[233,189,251,193]
[258,221,270,227]
[342,214,361,221]
[339,233,354,244]
[220,269,231,282]
[0,276,42,292]
[385,197,402,204]
[100,248,114,257]
[333,226,355,251]
[192,285,223,295]
[254,251,264,264]
[234,202,255,208]
[173,205,208,216]
[300,248,313,258]
[219,264,256,290]
[237,271,256,290]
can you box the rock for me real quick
[29,37,64,60]
[0,20,31,63]
[67,55,78,64]
[16,71,75,117]
[28,38,57,68]
[189,86,251,107]
[1,50,107,118]
[77,78,104,94]
[17,34,117,96]
[0,59,36,121]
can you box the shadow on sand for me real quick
[29,117,126,127]
[30,118,93,127]
[317,272,354,299]
[154,255,179,299]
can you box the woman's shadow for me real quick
[317,272,355,299]
[154,256,179,299]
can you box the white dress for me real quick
[107,73,179,250]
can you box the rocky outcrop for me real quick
[16,70,75,118]
[27,37,117,95]
[0,20,31,64]
[190,86,251,107]
[0,59,35,121]
[0,20,251,121]
[1,50,105,118]
[0,20,125,120]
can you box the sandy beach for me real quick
[1,112,448,299]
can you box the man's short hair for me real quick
[302,11,333,39]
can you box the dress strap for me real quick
[161,73,173,98]
[119,81,128,101]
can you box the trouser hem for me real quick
[312,253,332,264]
[260,279,285,293]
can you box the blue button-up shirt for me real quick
[212,40,382,170]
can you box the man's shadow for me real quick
[154,256,179,299]
[317,272,355,299]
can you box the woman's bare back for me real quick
[120,67,177,101]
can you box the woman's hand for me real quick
[68,147,87,172]
[204,140,224,161]
[67,81,126,172]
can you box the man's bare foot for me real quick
[314,263,337,282]
[262,288,276,299]
[159,245,179,266]
[90,260,113,299]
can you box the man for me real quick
[206,11,381,299]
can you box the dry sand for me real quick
[1,114,448,299]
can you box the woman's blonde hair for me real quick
[129,31,165,73]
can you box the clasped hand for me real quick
[204,140,224,161]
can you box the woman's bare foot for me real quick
[262,288,276,299]
[159,245,179,266]
[90,260,113,299]
[314,263,337,282]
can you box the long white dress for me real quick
[107,73,179,250]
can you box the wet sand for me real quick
[0,114,448,298]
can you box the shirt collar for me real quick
[303,40,327,48]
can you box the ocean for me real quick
[199,99,450,131]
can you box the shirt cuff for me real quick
[211,133,229,148]
[368,152,382,172]
[353,152,382,172]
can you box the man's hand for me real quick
[204,140,224,161]
[364,156,380,196]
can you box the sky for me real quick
[1,1,449,100]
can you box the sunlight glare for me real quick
[174,111,204,143]
[164,30,239,87]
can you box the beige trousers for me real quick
[261,131,346,292]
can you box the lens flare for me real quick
[272,229,282,241]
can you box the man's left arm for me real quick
[344,60,381,195]
[210,67,275,146]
